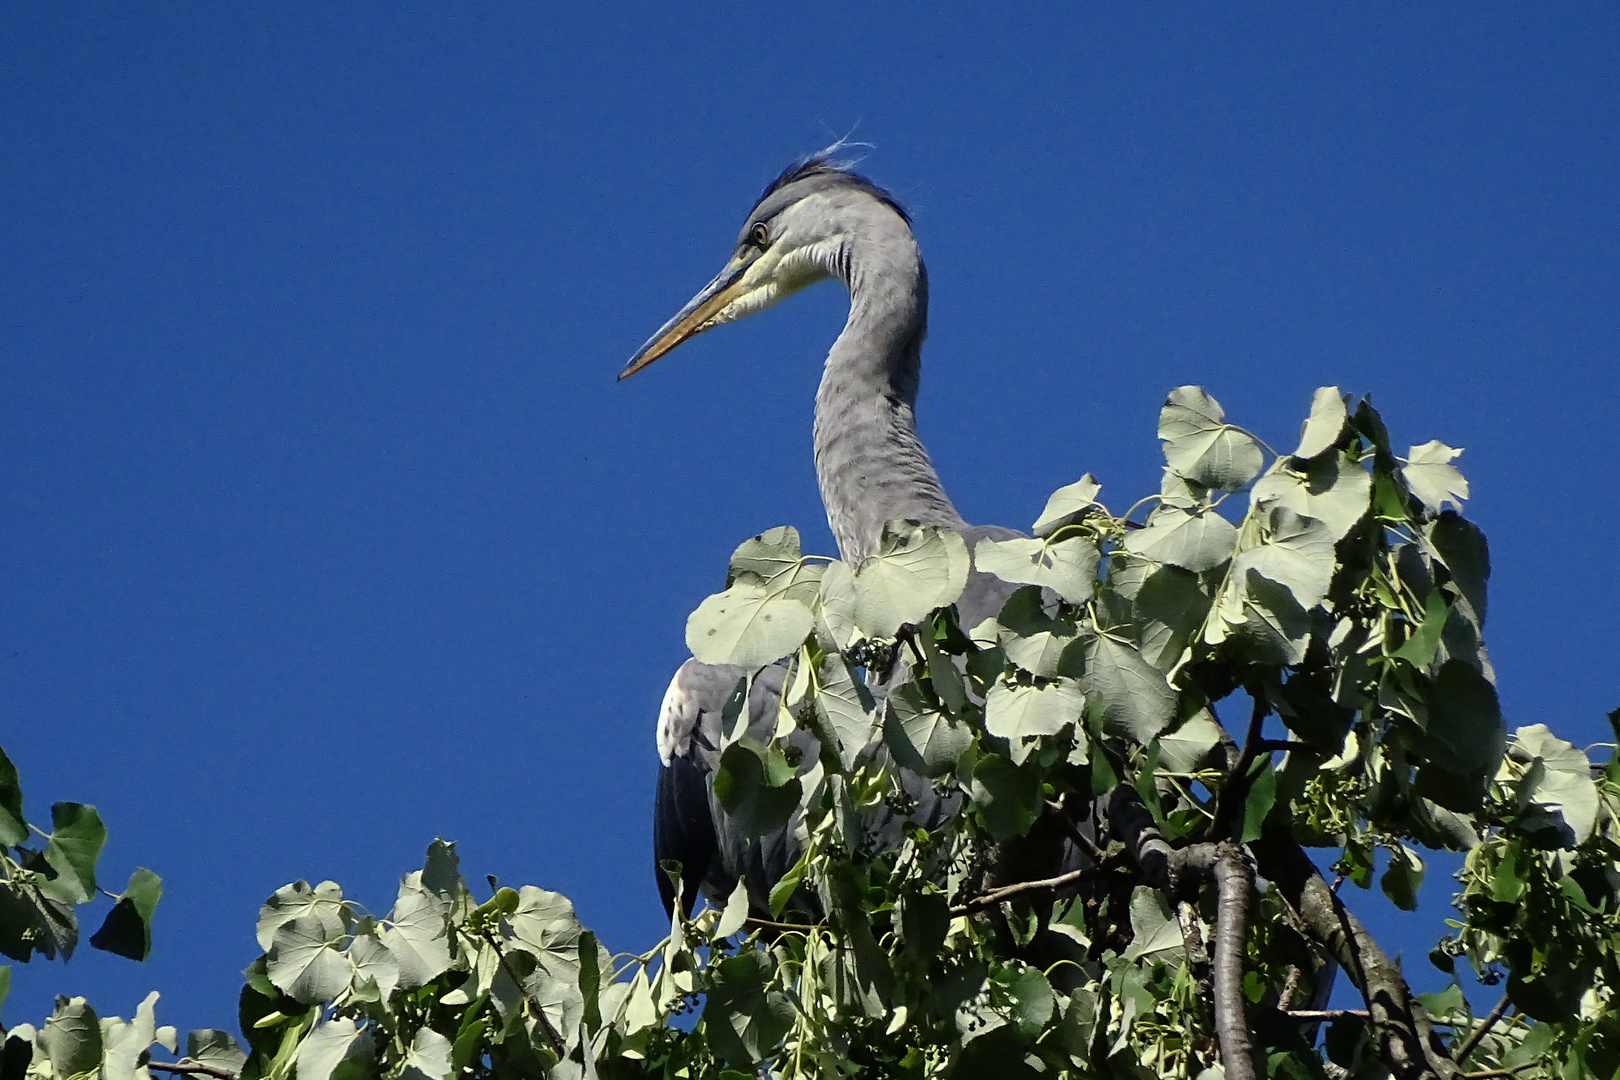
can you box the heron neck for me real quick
[814,239,964,563]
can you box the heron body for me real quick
[623,153,1025,919]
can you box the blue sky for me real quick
[3,3,1616,1034]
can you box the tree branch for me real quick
[1212,842,1257,1080]
[951,865,1110,915]
[1453,993,1510,1065]
[148,1064,239,1080]
[1283,1009,1368,1022]
[1250,832,1458,1080]
[1213,696,1270,839]
[482,928,568,1059]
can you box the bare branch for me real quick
[1251,832,1458,1080]
[482,928,568,1059]
[1453,993,1511,1065]
[951,865,1110,915]
[1284,1009,1369,1021]
[148,1064,239,1080]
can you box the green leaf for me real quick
[1392,590,1449,670]
[727,526,805,588]
[1133,564,1213,671]
[101,990,161,1080]
[380,875,452,989]
[812,651,879,770]
[1401,440,1469,513]
[1250,451,1371,541]
[1124,887,1184,963]
[256,880,349,952]
[39,802,105,905]
[1239,762,1277,844]
[984,678,1084,763]
[686,579,814,668]
[1032,474,1101,538]
[265,915,351,1004]
[186,1030,248,1077]
[969,754,1043,840]
[0,747,25,847]
[1510,724,1599,845]
[1426,511,1489,624]
[89,867,162,961]
[399,1028,453,1080]
[1293,386,1347,459]
[1158,386,1264,490]
[506,886,585,983]
[345,927,398,1001]
[1231,507,1336,611]
[704,950,794,1067]
[1004,964,1055,1037]
[716,877,750,938]
[1079,635,1177,743]
[1419,660,1506,809]
[1208,569,1312,667]
[1156,714,1224,773]
[37,996,102,1080]
[767,850,809,918]
[973,534,1099,605]
[1123,504,1239,573]
[814,559,860,653]
[294,1018,373,1080]
[852,521,969,637]
[1379,846,1424,912]
[712,739,801,838]
[884,680,972,778]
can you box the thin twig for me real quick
[1049,793,1109,863]
[1460,1065,1538,1080]
[1284,1009,1369,1021]
[1453,993,1511,1065]
[482,928,568,1058]
[743,915,821,933]
[951,865,1110,916]
[148,1064,239,1080]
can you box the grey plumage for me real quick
[625,151,1035,919]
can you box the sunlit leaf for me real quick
[1158,386,1264,490]
[1080,635,1176,743]
[984,678,1084,763]
[852,521,969,637]
[973,534,1099,605]
[1124,503,1238,573]
[294,1018,373,1080]
[884,680,971,777]
[686,579,814,668]
[266,916,351,1004]
[1032,474,1102,538]
[1293,386,1348,459]
[1402,440,1469,513]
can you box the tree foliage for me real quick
[2,387,1617,1079]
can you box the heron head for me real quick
[619,151,912,380]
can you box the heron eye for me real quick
[749,223,770,249]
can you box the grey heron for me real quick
[621,152,1029,920]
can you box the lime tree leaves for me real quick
[851,520,969,638]
[1157,385,1265,490]
[688,527,820,667]
[688,522,970,666]
[9,383,1607,1080]
[0,747,162,970]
